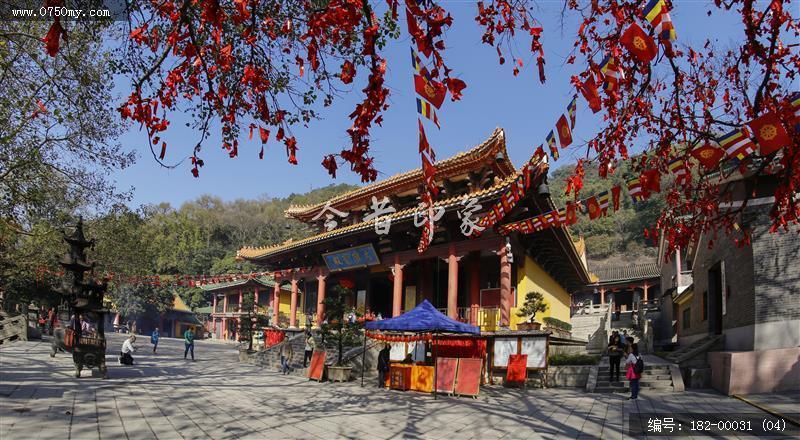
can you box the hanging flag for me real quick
[690,142,724,170]
[586,196,602,220]
[642,0,676,41]
[566,96,577,128]
[790,92,800,131]
[546,130,558,159]
[417,118,436,162]
[411,47,422,74]
[627,177,645,202]
[749,112,790,156]
[641,169,661,194]
[565,202,578,225]
[597,191,610,214]
[717,126,756,161]
[475,153,547,232]
[620,23,657,64]
[557,208,568,224]
[416,98,441,128]
[611,185,621,211]
[599,55,625,91]
[556,115,573,148]
[414,75,446,109]
[668,157,690,184]
[579,75,602,113]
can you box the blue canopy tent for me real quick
[364,300,480,334]
[361,300,480,398]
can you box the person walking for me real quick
[184,327,195,361]
[377,343,391,388]
[303,331,315,368]
[151,327,160,354]
[119,335,137,365]
[626,343,643,400]
[279,339,294,374]
[608,331,623,383]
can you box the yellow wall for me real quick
[512,255,572,330]
[277,290,306,327]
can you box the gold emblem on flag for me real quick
[589,203,597,214]
[633,36,647,50]
[424,82,436,98]
[561,126,570,138]
[759,124,777,141]
[700,149,714,159]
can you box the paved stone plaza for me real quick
[1,334,797,439]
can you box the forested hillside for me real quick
[2,184,358,312]
[548,162,665,266]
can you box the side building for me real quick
[237,129,590,333]
[656,173,800,394]
[203,277,296,340]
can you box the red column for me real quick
[600,288,606,305]
[273,282,280,327]
[643,283,649,302]
[469,254,481,326]
[392,255,405,317]
[238,289,243,312]
[290,278,298,328]
[212,294,217,313]
[223,293,229,313]
[316,271,327,327]
[499,244,512,327]
[254,288,259,311]
[447,244,460,320]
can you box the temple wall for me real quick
[514,255,572,329]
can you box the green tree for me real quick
[321,285,362,366]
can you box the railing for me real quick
[0,312,28,344]
[576,302,610,315]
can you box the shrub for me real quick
[542,317,572,332]
[548,354,599,365]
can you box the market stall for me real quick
[363,300,481,398]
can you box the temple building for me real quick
[204,276,297,340]
[573,262,661,313]
[237,129,590,332]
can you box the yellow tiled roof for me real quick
[284,128,514,220]
[238,166,538,261]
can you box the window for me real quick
[682,307,691,330]
[702,291,708,321]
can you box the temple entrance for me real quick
[708,263,724,335]
[368,274,392,318]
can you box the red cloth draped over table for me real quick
[265,329,285,348]
[431,337,487,359]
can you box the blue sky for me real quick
[112,2,746,208]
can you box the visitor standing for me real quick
[119,335,137,365]
[377,343,390,388]
[151,327,160,353]
[279,340,294,374]
[626,343,643,400]
[184,327,195,361]
[303,332,315,368]
[608,331,623,382]
[619,330,627,346]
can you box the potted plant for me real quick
[320,283,362,382]
[516,291,548,331]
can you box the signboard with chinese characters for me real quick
[322,244,380,272]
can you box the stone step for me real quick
[596,380,672,387]
[593,387,629,393]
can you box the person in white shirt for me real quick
[120,335,137,365]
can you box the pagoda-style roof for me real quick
[238,172,524,261]
[284,128,515,223]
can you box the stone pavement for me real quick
[1,334,797,439]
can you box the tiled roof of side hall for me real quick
[198,276,280,292]
[589,262,661,284]
[238,160,546,261]
[284,128,514,220]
